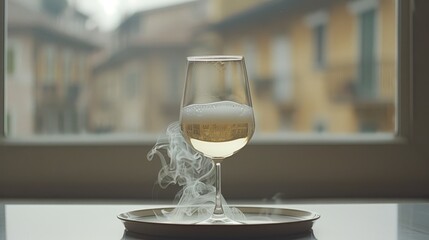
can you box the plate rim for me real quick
[117,206,321,226]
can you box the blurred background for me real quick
[5,0,397,138]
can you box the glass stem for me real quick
[213,162,225,216]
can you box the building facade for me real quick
[210,0,396,133]
[89,1,212,133]
[6,0,100,135]
[80,0,397,135]
[7,0,398,136]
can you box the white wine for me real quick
[181,101,255,159]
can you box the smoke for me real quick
[147,122,245,223]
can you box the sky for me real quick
[74,0,193,31]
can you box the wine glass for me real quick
[180,56,255,224]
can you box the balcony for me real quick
[326,61,396,105]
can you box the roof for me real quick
[7,1,100,49]
[92,43,189,74]
[210,0,341,31]
[117,0,199,30]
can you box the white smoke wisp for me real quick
[147,122,245,223]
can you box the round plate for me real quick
[118,206,320,238]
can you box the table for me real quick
[1,200,428,239]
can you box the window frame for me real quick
[1,0,428,199]
[6,44,14,75]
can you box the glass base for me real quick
[197,214,243,225]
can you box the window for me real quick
[358,9,378,98]
[62,49,72,85]
[4,0,398,136]
[5,111,13,136]
[271,34,293,102]
[243,38,259,81]
[1,0,428,199]
[167,55,182,103]
[44,45,56,84]
[313,24,327,69]
[348,0,381,100]
[125,72,139,99]
[6,46,15,75]
[77,53,86,82]
[306,10,328,70]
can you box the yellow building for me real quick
[210,0,396,133]
[90,1,209,133]
[89,0,396,135]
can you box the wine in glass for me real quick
[180,56,255,224]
